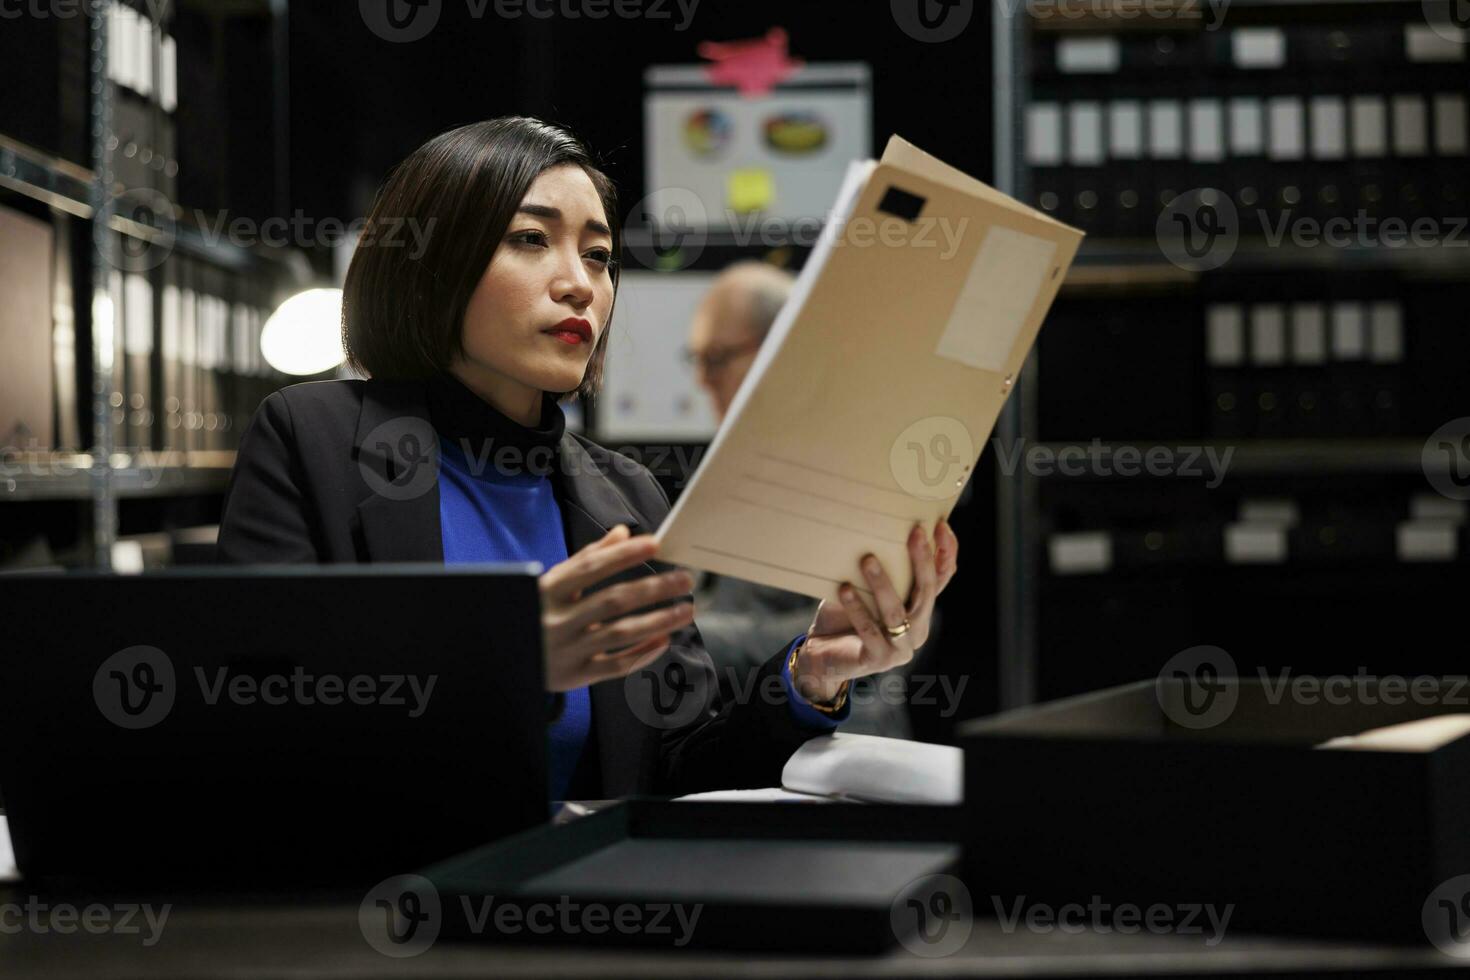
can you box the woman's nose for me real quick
[553,250,595,306]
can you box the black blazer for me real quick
[215,377,824,797]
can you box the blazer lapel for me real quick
[555,432,664,797]
[352,380,445,563]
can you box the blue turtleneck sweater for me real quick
[429,374,846,802]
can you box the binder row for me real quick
[1205,300,1406,439]
[107,244,282,456]
[1033,25,1469,78]
[1026,22,1469,236]
[1047,494,1468,574]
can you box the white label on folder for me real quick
[1188,99,1225,162]
[1350,96,1389,157]
[1148,101,1184,159]
[936,226,1058,374]
[1229,98,1265,156]
[1290,304,1327,364]
[1250,305,1287,365]
[1068,102,1105,166]
[1393,95,1429,156]
[1331,303,1367,360]
[1232,28,1286,69]
[1369,302,1404,363]
[161,283,179,361]
[1109,101,1144,159]
[1309,96,1347,159]
[1434,94,1468,155]
[1205,304,1245,367]
[1057,36,1120,74]
[1026,103,1064,166]
[1267,97,1305,160]
[180,289,197,367]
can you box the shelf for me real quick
[0,131,297,274]
[0,452,236,502]
[1030,439,1443,478]
[1058,237,1470,291]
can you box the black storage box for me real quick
[959,678,1470,943]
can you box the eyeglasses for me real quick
[680,339,763,373]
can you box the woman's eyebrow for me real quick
[516,203,611,237]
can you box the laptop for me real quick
[0,564,548,888]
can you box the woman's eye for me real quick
[586,249,613,267]
[512,230,549,247]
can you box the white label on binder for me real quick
[1369,302,1404,363]
[1267,97,1305,160]
[1049,532,1112,575]
[1397,521,1458,562]
[1406,25,1468,63]
[1350,96,1389,157]
[1109,101,1143,159]
[1232,28,1287,69]
[161,35,178,114]
[1411,495,1467,522]
[1188,99,1225,162]
[1225,522,1287,564]
[1331,303,1367,360]
[1309,96,1347,159]
[180,289,197,367]
[135,10,153,99]
[1393,95,1429,156]
[1229,98,1265,156]
[1434,94,1468,155]
[1205,304,1245,367]
[1057,36,1120,74]
[161,283,179,361]
[1290,304,1327,364]
[1148,100,1184,159]
[936,226,1058,374]
[1025,103,1064,167]
[123,273,153,356]
[1250,305,1287,365]
[1068,102,1105,166]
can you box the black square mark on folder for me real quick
[877,186,926,222]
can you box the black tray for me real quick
[959,678,1470,944]
[417,798,963,952]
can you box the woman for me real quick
[216,116,959,800]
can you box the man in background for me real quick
[684,260,916,737]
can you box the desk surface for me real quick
[0,883,1466,980]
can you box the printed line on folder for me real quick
[688,545,876,598]
[726,492,909,545]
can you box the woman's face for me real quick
[453,163,615,416]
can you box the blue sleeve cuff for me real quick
[781,633,850,729]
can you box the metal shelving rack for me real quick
[991,0,1470,708]
[1,2,298,565]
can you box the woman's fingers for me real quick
[936,517,959,592]
[859,552,911,641]
[905,523,938,618]
[544,534,659,604]
[572,600,694,661]
[563,569,693,633]
[585,631,676,687]
[837,581,892,672]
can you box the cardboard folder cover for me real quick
[655,136,1084,607]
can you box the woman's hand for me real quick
[538,524,695,692]
[792,517,960,704]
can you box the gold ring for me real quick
[883,618,911,639]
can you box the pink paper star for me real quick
[698,27,805,98]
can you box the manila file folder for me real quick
[654,135,1084,610]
